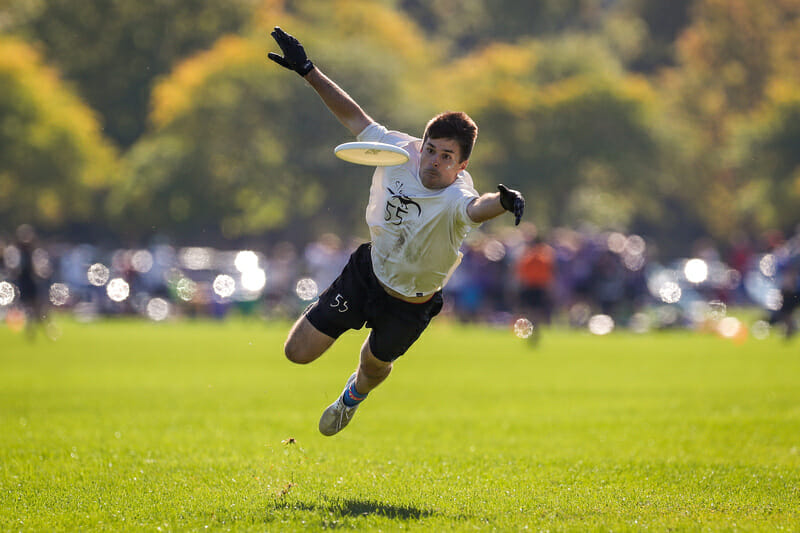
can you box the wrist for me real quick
[499,193,513,212]
[297,60,314,76]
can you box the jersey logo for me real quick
[385,182,421,226]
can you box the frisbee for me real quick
[334,142,410,167]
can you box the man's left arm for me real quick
[467,184,525,225]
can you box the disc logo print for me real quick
[385,181,421,225]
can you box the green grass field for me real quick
[1,316,799,531]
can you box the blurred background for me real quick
[1,0,799,338]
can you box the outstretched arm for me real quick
[303,68,373,137]
[268,27,372,137]
[467,184,525,225]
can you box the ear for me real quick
[459,159,469,172]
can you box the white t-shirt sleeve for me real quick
[357,122,416,146]
[455,188,482,231]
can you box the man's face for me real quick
[419,137,468,189]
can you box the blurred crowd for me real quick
[2,223,799,340]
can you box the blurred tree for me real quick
[658,0,800,239]
[0,0,258,148]
[110,3,438,243]
[108,37,317,243]
[2,0,794,255]
[735,83,800,232]
[614,0,694,72]
[397,0,612,51]
[435,36,663,233]
[0,37,117,234]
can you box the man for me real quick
[12,224,48,340]
[269,27,525,436]
[515,233,556,344]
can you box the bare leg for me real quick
[317,334,392,436]
[284,316,336,364]
[355,335,393,394]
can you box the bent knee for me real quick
[284,337,313,364]
[284,316,335,364]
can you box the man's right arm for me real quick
[268,26,372,137]
[302,68,373,137]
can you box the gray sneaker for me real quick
[318,373,359,436]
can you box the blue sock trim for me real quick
[342,380,368,407]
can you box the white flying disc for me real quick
[334,141,410,167]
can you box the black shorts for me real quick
[305,242,443,362]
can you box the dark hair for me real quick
[422,111,478,162]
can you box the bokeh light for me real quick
[707,300,727,321]
[213,274,235,298]
[234,250,259,273]
[483,239,506,262]
[87,263,110,286]
[607,232,626,254]
[751,320,770,340]
[131,250,154,273]
[724,269,741,290]
[295,278,319,301]
[758,254,776,277]
[180,247,213,270]
[106,278,130,302]
[32,248,52,278]
[622,252,646,271]
[0,281,16,306]
[684,258,709,284]
[569,302,592,327]
[764,289,783,311]
[513,317,534,339]
[49,283,70,306]
[241,268,267,292]
[176,278,197,302]
[3,245,21,269]
[146,298,170,321]
[588,314,615,335]
[717,316,743,339]
[658,282,682,304]
[625,234,646,256]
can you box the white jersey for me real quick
[357,122,481,297]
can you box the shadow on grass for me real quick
[332,498,434,519]
[278,497,435,520]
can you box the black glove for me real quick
[498,184,525,225]
[268,26,315,76]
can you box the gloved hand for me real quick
[268,26,315,76]
[497,184,525,225]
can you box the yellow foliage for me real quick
[327,0,429,59]
[0,36,116,190]
[253,0,294,30]
[437,43,539,111]
[36,189,63,224]
[766,79,800,106]
[151,36,264,127]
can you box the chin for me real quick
[422,178,442,189]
